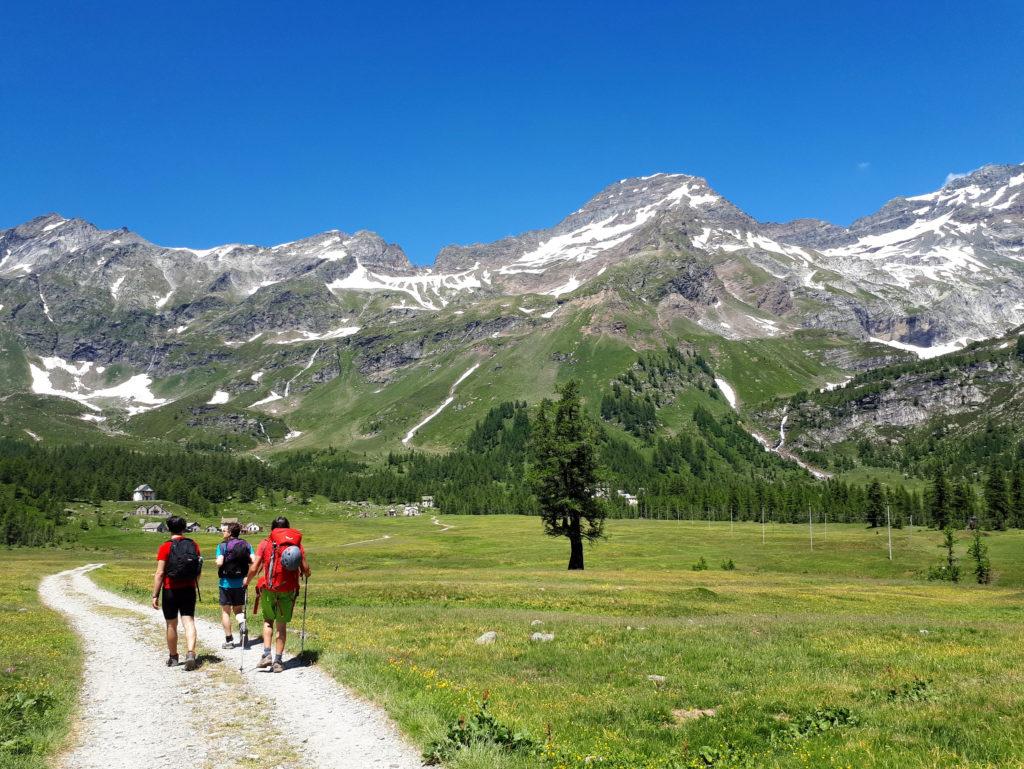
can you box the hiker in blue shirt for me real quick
[215,522,254,649]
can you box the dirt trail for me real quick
[40,564,423,769]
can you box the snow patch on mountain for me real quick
[714,378,738,409]
[207,390,230,405]
[270,325,361,344]
[28,355,168,414]
[869,336,971,359]
[327,261,481,310]
[402,362,481,445]
[544,276,581,297]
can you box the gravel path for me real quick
[40,564,423,769]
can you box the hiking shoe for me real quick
[271,660,284,673]
[221,641,235,650]
[166,655,179,667]
[184,653,197,671]
[256,655,273,669]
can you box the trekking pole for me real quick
[300,574,309,662]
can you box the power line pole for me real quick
[809,507,814,551]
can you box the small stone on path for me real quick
[530,632,555,643]
[475,631,497,645]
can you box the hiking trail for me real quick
[40,565,423,769]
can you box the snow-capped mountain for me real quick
[2,162,1023,424]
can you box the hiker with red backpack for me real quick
[243,516,310,673]
[215,521,254,649]
[151,515,202,670]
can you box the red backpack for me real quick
[260,527,303,593]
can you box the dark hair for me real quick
[271,516,290,530]
[167,516,186,534]
[228,522,242,538]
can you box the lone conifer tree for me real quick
[528,380,605,570]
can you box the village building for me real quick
[616,489,639,507]
[420,495,435,509]
[403,504,421,517]
[134,504,169,518]
[221,517,239,526]
[205,525,220,533]
[243,522,262,533]
[132,484,156,502]
[142,521,166,533]
[185,521,201,533]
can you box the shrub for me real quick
[424,693,536,765]
[692,557,709,571]
[721,559,736,571]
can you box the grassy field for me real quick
[9,506,1023,769]
[0,552,81,769]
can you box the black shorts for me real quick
[161,587,196,620]
[219,586,247,607]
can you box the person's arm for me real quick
[215,543,225,568]
[301,548,311,579]
[152,560,165,609]
[242,545,263,588]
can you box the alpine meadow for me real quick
[3,3,1024,769]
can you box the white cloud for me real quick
[944,171,969,185]
[857,161,871,171]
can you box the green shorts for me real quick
[261,590,296,624]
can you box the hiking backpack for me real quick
[261,527,303,593]
[219,538,251,579]
[165,537,202,582]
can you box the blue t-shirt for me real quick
[216,540,249,589]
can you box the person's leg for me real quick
[232,604,246,637]
[220,603,233,638]
[274,621,287,656]
[165,619,178,656]
[258,592,275,667]
[162,589,179,661]
[182,616,197,655]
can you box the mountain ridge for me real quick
[1,162,1023,454]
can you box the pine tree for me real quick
[928,466,951,529]
[967,528,992,584]
[941,526,961,583]
[985,464,1010,531]
[1010,464,1024,528]
[865,480,885,528]
[950,479,975,528]
[528,380,605,570]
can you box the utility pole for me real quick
[886,504,893,561]
[809,507,814,551]
[823,508,827,542]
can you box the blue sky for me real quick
[2,1,1022,264]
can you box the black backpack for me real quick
[219,538,251,579]
[165,538,202,581]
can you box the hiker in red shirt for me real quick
[151,515,202,670]
[243,516,310,672]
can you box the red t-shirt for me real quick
[157,536,201,590]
